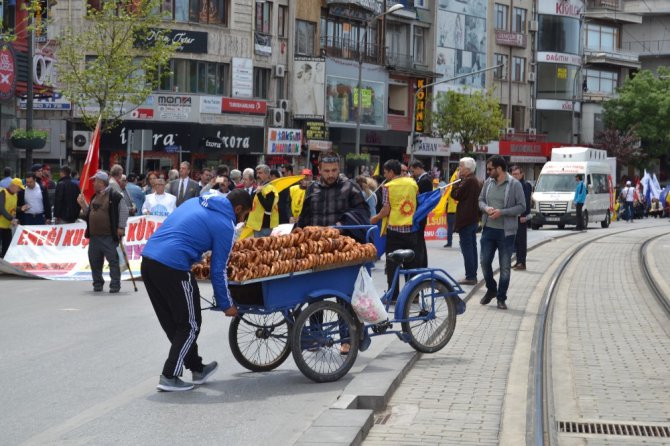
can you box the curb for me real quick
[292,231,578,446]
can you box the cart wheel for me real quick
[401,280,457,354]
[229,313,292,372]
[291,300,359,383]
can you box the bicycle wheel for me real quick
[291,300,359,383]
[229,312,292,372]
[401,280,457,353]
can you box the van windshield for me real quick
[535,174,576,192]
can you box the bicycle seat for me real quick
[388,249,415,263]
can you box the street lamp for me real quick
[354,3,404,155]
[409,64,504,162]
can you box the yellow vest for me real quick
[0,188,17,229]
[382,177,418,234]
[289,184,306,218]
[447,195,458,213]
[247,183,279,231]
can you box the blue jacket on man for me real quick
[142,195,236,310]
[574,179,587,204]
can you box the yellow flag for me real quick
[432,169,459,217]
[238,174,306,239]
[373,163,379,176]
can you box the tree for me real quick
[56,0,179,130]
[602,67,670,161]
[595,127,643,178]
[433,88,507,152]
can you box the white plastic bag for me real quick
[351,267,388,323]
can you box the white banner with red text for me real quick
[0,215,165,280]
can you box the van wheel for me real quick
[557,224,565,230]
[582,210,589,229]
[601,210,610,228]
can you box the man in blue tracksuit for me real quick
[573,174,587,230]
[141,189,251,392]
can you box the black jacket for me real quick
[54,176,81,223]
[17,184,52,223]
[415,172,433,227]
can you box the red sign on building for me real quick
[0,44,17,101]
[221,98,267,115]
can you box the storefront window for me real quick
[584,69,617,93]
[538,15,580,55]
[537,63,578,100]
[326,75,385,127]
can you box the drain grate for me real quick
[374,414,391,425]
[558,421,670,438]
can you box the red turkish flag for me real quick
[79,116,102,203]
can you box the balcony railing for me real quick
[320,36,382,64]
[584,47,640,64]
[587,0,622,10]
[621,39,670,55]
[385,52,415,70]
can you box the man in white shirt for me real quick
[620,180,635,222]
[17,173,52,225]
[143,179,177,216]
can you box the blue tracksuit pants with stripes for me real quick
[142,257,205,378]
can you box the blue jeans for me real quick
[480,227,516,302]
[624,202,634,221]
[458,223,478,281]
[446,213,456,245]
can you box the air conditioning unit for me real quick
[72,131,92,151]
[527,128,537,136]
[275,64,286,78]
[528,72,536,82]
[271,108,285,127]
[506,127,515,135]
[529,20,538,32]
[277,99,290,111]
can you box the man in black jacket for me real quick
[511,165,532,270]
[77,171,129,293]
[410,160,433,268]
[17,173,52,225]
[54,165,81,223]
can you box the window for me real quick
[2,0,16,32]
[513,7,526,33]
[413,26,425,64]
[512,105,525,131]
[494,53,508,79]
[255,0,272,34]
[586,23,618,51]
[253,67,271,99]
[537,64,579,100]
[296,20,316,56]
[495,3,508,30]
[170,0,228,24]
[278,5,288,38]
[159,59,228,94]
[538,15,580,55]
[584,69,618,93]
[276,77,284,100]
[388,83,408,116]
[512,57,525,82]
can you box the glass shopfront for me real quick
[538,15,580,55]
[536,64,579,100]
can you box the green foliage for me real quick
[345,153,371,162]
[10,128,49,140]
[602,67,670,158]
[56,0,179,131]
[433,88,507,152]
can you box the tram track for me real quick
[528,223,670,446]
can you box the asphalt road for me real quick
[0,226,568,445]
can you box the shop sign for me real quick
[221,97,267,114]
[308,140,332,151]
[200,96,222,114]
[156,94,193,120]
[538,52,582,66]
[232,58,253,98]
[538,0,584,18]
[130,108,154,119]
[557,67,567,79]
[412,137,449,157]
[33,52,56,87]
[19,91,71,110]
[266,128,302,156]
[305,121,329,140]
[536,99,580,112]
[141,29,208,53]
[495,31,527,48]
[0,43,17,101]
[510,156,547,163]
[415,79,426,133]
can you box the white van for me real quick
[530,147,614,230]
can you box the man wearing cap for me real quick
[0,178,24,257]
[54,166,81,224]
[620,180,635,223]
[0,167,13,188]
[77,171,129,293]
[289,169,313,223]
[17,173,52,225]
